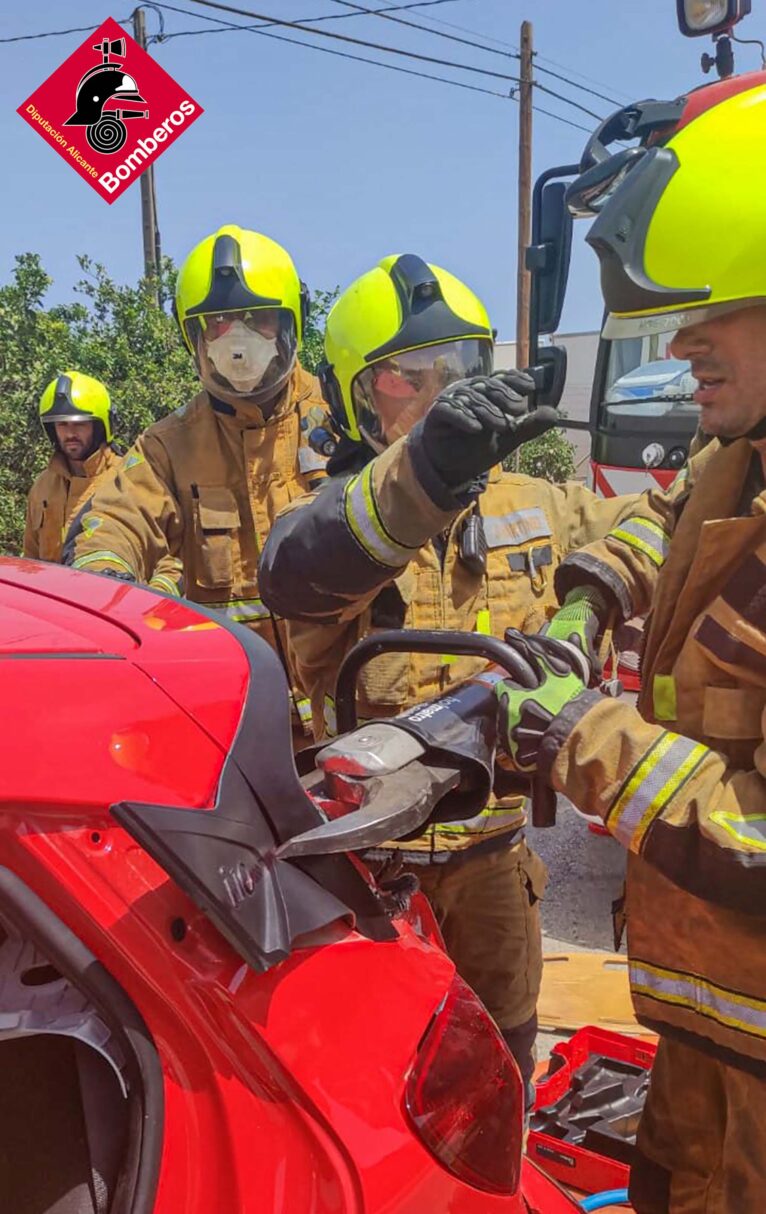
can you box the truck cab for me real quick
[588,333,698,497]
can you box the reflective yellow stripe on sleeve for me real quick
[72,550,135,576]
[708,807,766,853]
[630,960,766,1040]
[608,516,670,568]
[149,574,181,597]
[295,697,312,726]
[211,598,272,624]
[606,730,709,852]
[323,695,337,737]
[344,462,419,568]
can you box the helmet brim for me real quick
[603,296,766,339]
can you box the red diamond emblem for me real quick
[17,16,203,204]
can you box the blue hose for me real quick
[580,1190,630,1211]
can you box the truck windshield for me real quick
[603,334,697,412]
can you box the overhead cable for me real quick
[181,0,604,119]
[328,0,622,106]
[159,0,459,40]
[151,0,592,131]
[0,18,131,43]
[395,4,633,103]
[0,1,454,46]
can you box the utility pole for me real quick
[515,19,533,370]
[133,6,161,305]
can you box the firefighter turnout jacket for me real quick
[546,437,766,1072]
[259,434,636,854]
[65,367,329,722]
[24,445,121,564]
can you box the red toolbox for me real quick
[528,1027,657,1193]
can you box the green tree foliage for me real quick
[300,286,339,374]
[0,253,577,556]
[514,423,577,483]
[0,254,76,552]
[0,255,337,555]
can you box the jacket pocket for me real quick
[37,502,63,562]
[192,485,241,589]
[702,685,766,741]
[519,843,549,905]
[356,572,416,710]
[485,538,559,636]
[357,644,411,709]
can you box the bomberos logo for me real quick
[18,16,203,203]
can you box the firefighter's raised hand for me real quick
[408,370,558,498]
[495,631,587,774]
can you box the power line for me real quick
[151,1,592,131]
[531,103,590,133]
[1,0,602,126]
[0,3,630,111]
[153,2,509,96]
[0,1,456,47]
[528,59,622,108]
[328,0,622,107]
[534,53,633,103]
[390,3,632,104]
[180,0,604,119]
[158,0,460,41]
[0,18,131,43]
[329,0,518,59]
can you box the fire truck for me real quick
[525,0,756,499]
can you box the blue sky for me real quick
[0,0,752,339]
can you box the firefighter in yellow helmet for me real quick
[24,371,121,562]
[65,225,330,738]
[495,72,766,1210]
[259,253,639,1094]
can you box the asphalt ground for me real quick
[533,798,626,955]
[530,796,628,1060]
[530,801,635,1209]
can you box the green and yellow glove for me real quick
[495,632,587,774]
[541,585,608,681]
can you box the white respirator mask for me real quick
[205,320,278,393]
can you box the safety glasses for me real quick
[198,308,283,342]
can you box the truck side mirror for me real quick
[528,344,568,409]
[527,179,573,337]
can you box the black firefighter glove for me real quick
[97,568,137,584]
[407,370,559,507]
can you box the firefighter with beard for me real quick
[495,75,766,1211]
[65,225,329,738]
[258,253,639,1094]
[24,371,122,563]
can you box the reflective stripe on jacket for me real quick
[544,437,766,1071]
[260,433,637,852]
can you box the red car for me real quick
[0,557,577,1214]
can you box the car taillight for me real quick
[405,975,524,1196]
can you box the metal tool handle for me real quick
[334,629,558,827]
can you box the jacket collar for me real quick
[52,443,114,479]
[208,364,315,430]
[699,438,766,518]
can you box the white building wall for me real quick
[494,331,600,469]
